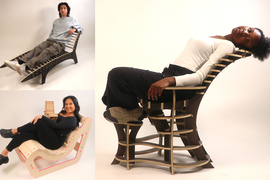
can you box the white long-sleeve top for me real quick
[173,37,235,86]
[49,16,83,45]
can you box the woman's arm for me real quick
[41,115,77,129]
[147,77,176,100]
[174,41,235,86]
[30,115,43,124]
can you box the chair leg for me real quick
[41,70,49,84]
[111,123,142,166]
[111,124,126,165]
[184,95,213,168]
[71,52,78,64]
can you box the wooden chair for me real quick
[110,49,251,174]
[14,101,92,178]
[0,31,81,84]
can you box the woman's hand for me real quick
[147,77,176,100]
[67,28,76,35]
[31,115,43,124]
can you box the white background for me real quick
[0,90,95,179]
[96,0,270,180]
[0,0,95,90]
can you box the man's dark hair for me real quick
[250,28,270,61]
[58,2,71,18]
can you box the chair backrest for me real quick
[199,49,252,94]
[65,31,81,52]
[44,101,58,120]
[64,116,92,151]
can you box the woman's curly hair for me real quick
[250,28,270,61]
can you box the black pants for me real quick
[102,64,196,109]
[6,119,64,152]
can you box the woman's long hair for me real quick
[60,95,81,126]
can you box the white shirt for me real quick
[173,37,235,86]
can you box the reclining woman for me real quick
[102,26,270,125]
[0,95,81,166]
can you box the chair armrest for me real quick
[164,86,207,91]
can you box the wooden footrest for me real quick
[158,129,193,135]
[149,114,192,120]
[115,156,211,168]
[119,141,201,151]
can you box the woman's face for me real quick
[231,26,261,50]
[64,98,76,114]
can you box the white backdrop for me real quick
[0,90,95,179]
[96,0,270,179]
[0,0,95,90]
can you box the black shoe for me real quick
[0,154,9,165]
[0,129,16,138]
[103,107,146,124]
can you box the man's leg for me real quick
[25,41,65,70]
[19,41,50,63]
[4,41,49,71]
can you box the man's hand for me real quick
[67,28,76,35]
[147,77,176,100]
[30,115,43,124]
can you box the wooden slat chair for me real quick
[110,49,251,174]
[15,101,92,178]
[0,31,81,84]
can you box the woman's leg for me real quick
[102,67,164,109]
[5,120,62,153]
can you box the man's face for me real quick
[60,5,68,17]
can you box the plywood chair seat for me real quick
[0,31,81,84]
[15,101,92,178]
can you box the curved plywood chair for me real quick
[108,49,251,174]
[15,101,92,178]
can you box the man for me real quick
[4,2,83,75]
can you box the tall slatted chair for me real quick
[14,101,92,178]
[110,49,251,174]
[0,31,81,84]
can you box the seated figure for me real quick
[4,2,83,76]
[102,26,270,127]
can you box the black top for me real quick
[41,114,77,137]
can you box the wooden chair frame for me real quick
[0,31,81,84]
[14,101,92,178]
[111,49,251,174]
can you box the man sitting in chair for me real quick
[102,26,270,128]
[4,2,83,76]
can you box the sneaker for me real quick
[103,107,147,124]
[4,60,19,71]
[0,154,9,166]
[15,63,27,76]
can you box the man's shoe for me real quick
[0,129,16,138]
[104,107,146,124]
[15,63,27,76]
[4,60,19,71]
[0,154,9,166]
